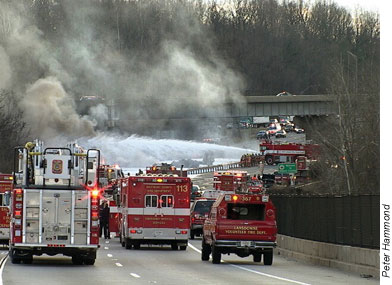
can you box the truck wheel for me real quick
[180,245,187,250]
[253,253,262,262]
[72,256,83,265]
[133,242,140,250]
[266,156,274,165]
[22,256,33,264]
[201,239,211,261]
[211,246,221,264]
[263,250,273,265]
[171,243,178,250]
[9,249,21,264]
[190,230,195,240]
[83,258,95,265]
[125,239,132,249]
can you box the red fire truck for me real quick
[260,140,320,165]
[213,171,248,192]
[9,140,101,265]
[146,163,187,177]
[0,174,12,244]
[119,175,191,250]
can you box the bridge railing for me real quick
[187,162,242,175]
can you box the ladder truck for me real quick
[9,140,101,265]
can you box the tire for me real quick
[263,250,273,265]
[253,253,262,263]
[23,256,33,264]
[211,246,221,264]
[72,256,83,265]
[266,156,274,165]
[125,239,132,249]
[9,249,21,264]
[180,245,187,251]
[171,243,178,250]
[83,258,95,265]
[201,239,211,261]
[133,242,140,250]
[190,230,195,240]
[10,256,21,264]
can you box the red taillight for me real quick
[15,210,22,218]
[130,229,137,234]
[92,189,99,198]
[191,217,195,223]
[15,189,23,194]
[181,230,187,234]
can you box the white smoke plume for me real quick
[19,77,95,140]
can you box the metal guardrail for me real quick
[187,162,242,175]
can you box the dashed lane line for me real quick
[104,247,109,250]
[107,254,113,258]
[115,263,123,267]
[188,243,311,285]
[130,273,141,278]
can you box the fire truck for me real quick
[119,175,191,250]
[146,163,187,177]
[202,192,277,265]
[9,140,101,265]
[213,171,248,192]
[260,140,320,165]
[0,174,13,244]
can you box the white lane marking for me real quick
[104,247,109,250]
[130,273,141,278]
[105,241,110,244]
[188,243,311,285]
[115,263,123,267]
[0,255,8,285]
[107,254,113,258]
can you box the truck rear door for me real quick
[217,201,276,241]
[24,189,89,245]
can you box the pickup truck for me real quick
[202,193,277,265]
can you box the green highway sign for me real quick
[278,163,297,174]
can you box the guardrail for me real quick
[187,162,242,175]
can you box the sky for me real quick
[333,0,380,12]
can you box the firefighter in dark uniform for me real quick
[100,201,110,239]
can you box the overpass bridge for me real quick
[109,94,336,122]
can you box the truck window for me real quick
[194,201,215,215]
[227,203,265,221]
[145,195,158,207]
[161,195,174,207]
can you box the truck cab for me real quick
[202,193,277,265]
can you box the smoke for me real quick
[0,46,11,90]
[20,77,95,140]
[0,0,245,141]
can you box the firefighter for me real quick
[99,201,110,239]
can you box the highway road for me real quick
[1,237,377,285]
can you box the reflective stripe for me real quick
[264,150,305,155]
[110,207,119,213]
[127,208,190,215]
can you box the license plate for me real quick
[240,241,251,247]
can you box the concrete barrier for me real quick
[276,234,380,278]
[187,162,242,175]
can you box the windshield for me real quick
[193,200,215,215]
[227,203,265,220]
